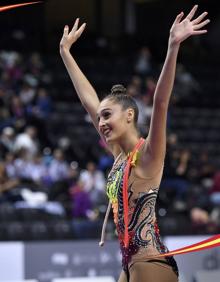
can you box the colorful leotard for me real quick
[106,140,179,278]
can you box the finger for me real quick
[194,19,210,30]
[192,30,208,35]
[186,5,198,20]
[72,18,79,32]
[192,11,208,25]
[173,12,184,25]
[63,25,69,36]
[75,23,86,38]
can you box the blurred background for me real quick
[0,0,220,281]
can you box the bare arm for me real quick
[143,5,209,168]
[60,19,120,157]
[60,19,100,131]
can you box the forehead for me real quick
[97,98,121,114]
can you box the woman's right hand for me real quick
[60,18,86,54]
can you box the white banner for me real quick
[0,242,24,281]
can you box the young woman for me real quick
[60,5,209,282]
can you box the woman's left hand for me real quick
[169,5,210,46]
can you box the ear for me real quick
[127,108,134,123]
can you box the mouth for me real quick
[102,127,112,138]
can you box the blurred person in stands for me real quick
[144,76,157,106]
[4,152,17,179]
[31,87,52,119]
[48,148,69,183]
[172,63,201,105]
[19,81,36,106]
[0,89,7,109]
[25,153,47,186]
[8,95,27,130]
[79,161,106,207]
[69,179,93,219]
[161,137,191,210]
[14,148,31,180]
[0,161,19,202]
[27,87,52,147]
[134,46,152,77]
[209,171,220,205]
[130,75,142,95]
[190,205,220,234]
[192,150,216,183]
[97,138,114,176]
[9,95,26,120]
[14,125,39,159]
[0,127,15,158]
[28,52,44,78]
[60,5,209,282]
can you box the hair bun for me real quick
[111,84,126,96]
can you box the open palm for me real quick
[170,5,210,45]
[60,18,86,52]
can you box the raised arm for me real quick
[59,18,100,131]
[144,5,209,167]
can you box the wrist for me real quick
[167,40,180,56]
[60,45,71,55]
[168,39,180,50]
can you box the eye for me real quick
[103,111,111,119]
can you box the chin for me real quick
[105,134,117,144]
[106,134,122,145]
[105,136,113,144]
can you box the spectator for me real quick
[144,76,157,106]
[19,81,36,106]
[97,139,114,175]
[48,148,69,183]
[26,153,47,185]
[14,126,39,158]
[70,180,93,219]
[209,171,220,205]
[0,127,15,158]
[0,162,19,196]
[30,87,52,119]
[161,134,191,208]
[9,95,26,120]
[173,63,201,105]
[4,152,17,179]
[79,161,106,207]
[134,46,152,77]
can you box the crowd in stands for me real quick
[0,45,220,241]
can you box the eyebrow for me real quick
[97,108,112,117]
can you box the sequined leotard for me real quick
[106,143,179,279]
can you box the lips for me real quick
[101,127,112,137]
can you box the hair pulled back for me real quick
[103,84,139,125]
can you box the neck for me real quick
[118,133,140,156]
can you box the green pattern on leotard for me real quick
[106,164,124,203]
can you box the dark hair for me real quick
[102,84,139,126]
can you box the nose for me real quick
[99,120,108,134]
[98,118,106,128]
